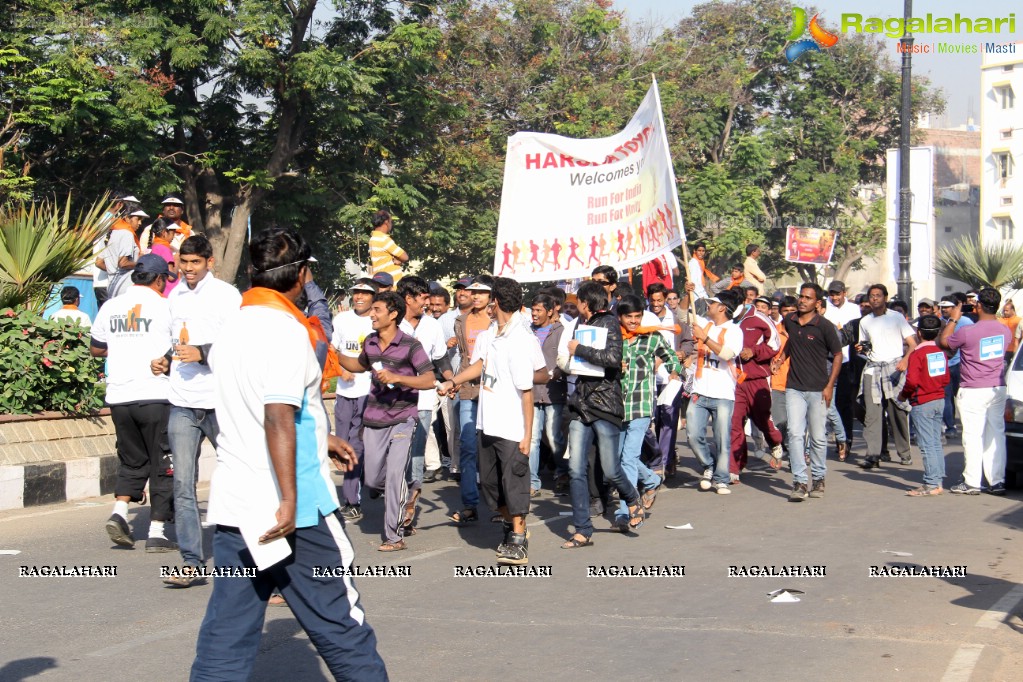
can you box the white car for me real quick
[1002,352,1023,487]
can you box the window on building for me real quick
[995,85,1015,110]
[945,285,953,292]
[1002,128,1014,139]
[944,226,953,233]
[996,216,1015,241]
[1002,196,1014,207]
[1005,64,1015,72]
[995,152,1015,182]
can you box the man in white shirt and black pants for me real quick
[824,280,861,461]
[150,236,241,586]
[91,254,176,552]
[441,277,544,564]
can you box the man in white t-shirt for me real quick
[824,280,862,460]
[441,277,544,565]
[857,283,917,469]
[90,255,175,552]
[685,287,745,495]
[331,277,378,521]
[149,236,241,586]
[686,242,720,300]
[49,285,92,328]
[193,228,386,680]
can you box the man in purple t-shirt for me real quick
[939,287,1011,496]
[338,291,436,551]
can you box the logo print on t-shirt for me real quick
[980,335,1005,361]
[109,304,153,333]
[926,352,947,377]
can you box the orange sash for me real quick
[241,287,342,392]
[696,256,720,283]
[621,323,681,341]
[152,237,172,249]
[111,218,140,251]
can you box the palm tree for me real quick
[0,196,110,311]
[934,238,1023,293]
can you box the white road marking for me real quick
[974,583,1023,630]
[940,644,984,682]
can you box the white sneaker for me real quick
[714,483,731,495]
[699,468,713,491]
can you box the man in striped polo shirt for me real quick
[368,210,408,283]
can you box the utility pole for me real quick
[897,0,913,306]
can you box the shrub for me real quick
[0,307,105,415]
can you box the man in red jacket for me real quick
[899,315,950,495]
[729,304,786,478]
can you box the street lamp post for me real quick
[897,0,914,306]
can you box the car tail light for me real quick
[1006,398,1023,423]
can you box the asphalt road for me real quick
[1,439,1021,682]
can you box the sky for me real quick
[617,0,1022,128]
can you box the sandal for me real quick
[837,442,849,462]
[560,534,594,549]
[378,540,407,552]
[628,503,646,530]
[768,454,783,470]
[906,486,943,497]
[401,490,420,531]
[268,593,287,607]
[449,508,478,524]
[641,486,659,511]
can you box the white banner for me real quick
[493,79,685,283]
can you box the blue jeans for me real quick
[686,396,733,485]
[787,390,827,484]
[943,362,962,430]
[529,403,565,490]
[615,417,661,523]
[168,406,219,567]
[408,409,433,491]
[568,418,639,538]
[458,399,479,508]
[912,399,945,487]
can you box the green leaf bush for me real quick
[0,307,105,415]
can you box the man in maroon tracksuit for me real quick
[730,305,785,477]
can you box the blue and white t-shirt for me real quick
[207,306,339,529]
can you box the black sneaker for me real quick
[809,479,825,498]
[949,482,981,495]
[105,514,134,548]
[497,532,528,566]
[788,483,808,502]
[340,504,363,521]
[879,453,893,463]
[860,457,880,470]
[145,537,179,553]
[985,482,1006,496]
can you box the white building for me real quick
[979,46,1023,246]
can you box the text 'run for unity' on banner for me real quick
[493,79,685,283]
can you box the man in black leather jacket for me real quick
[560,280,646,548]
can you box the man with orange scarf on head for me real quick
[613,293,684,531]
[686,241,720,299]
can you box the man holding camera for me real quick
[857,284,917,470]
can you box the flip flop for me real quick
[560,535,594,549]
[378,540,407,552]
